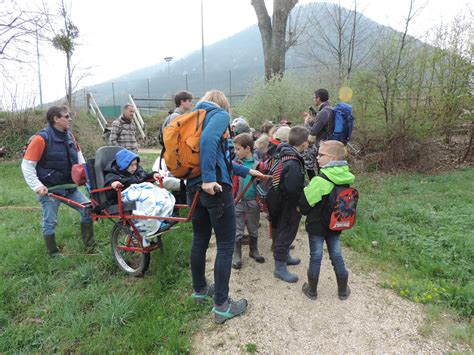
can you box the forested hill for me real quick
[83,2,400,106]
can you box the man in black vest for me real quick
[21,106,95,256]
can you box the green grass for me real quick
[345,168,474,318]
[2,158,473,350]
[0,158,209,352]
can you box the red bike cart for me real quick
[48,146,257,277]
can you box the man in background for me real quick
[110,103,139,152]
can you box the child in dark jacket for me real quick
[104,148,159,201]
[232,133,264,270]
[299,140,355,300]
[270,125,309,283]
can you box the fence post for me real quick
[147,78,151,115]
[112,82,117,117]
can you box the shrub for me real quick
[234,73,313,128]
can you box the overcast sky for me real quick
[3,0,471,108]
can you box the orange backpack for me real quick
[163,109,207,179]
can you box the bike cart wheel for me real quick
[111,221,150,277]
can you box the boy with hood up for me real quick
[298,140,355,300]
[104,148,160,198]
[270,125,309,283]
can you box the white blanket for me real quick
[121,182,175,245]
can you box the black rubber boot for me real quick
[302,272,318,300]
[81,222,96,252]
[336,273,351,300]
[232,240,242,269]
[249,237,265,263]
[43,234,60,257]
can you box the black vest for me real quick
[36,125,79,187]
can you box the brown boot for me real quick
[81,222,96,252]
[43,234,61,257]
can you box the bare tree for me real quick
[252,0,299,80]
[304,1,376,85]
[51,0,79,107]
[0,1,46,76]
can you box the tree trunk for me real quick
[66,51,72,107]
[252,0,273,80]
[252,0,298,80]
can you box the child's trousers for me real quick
[272,205,301,262]
[235,200,260,242]
[308,233,348,278]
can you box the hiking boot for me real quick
[192,283,215,304]
[274,260,298,283]
[43,234,61,257]
[287,252,301,266]
[212,298,248,324]
[80,222,96,252]
[302,272,318,300]
[232,240,242,269]
[249,237,265,263]
[336,273,351,300]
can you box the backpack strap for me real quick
[272,155,300,190]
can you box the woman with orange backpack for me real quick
[185,90,264,324]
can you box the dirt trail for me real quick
[192,223,470,353]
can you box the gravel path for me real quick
[192,222,470,353]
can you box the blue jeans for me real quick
[37,188,91,236]
[308,233,348,278]
[187,185,236,306]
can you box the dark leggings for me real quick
[187,185,236,306]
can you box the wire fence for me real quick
[79,65,326,118]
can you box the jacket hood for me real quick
[320,163,355,185]
[276,142,298,156]
[115,148,139,170]
[303,163,355,207]
[195,100,223,112]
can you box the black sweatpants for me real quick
[272,204,302,262]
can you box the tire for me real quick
[110,221,150,277]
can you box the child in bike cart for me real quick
[104,148,175,245]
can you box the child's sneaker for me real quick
[192,283,215,304]
[212,298,248,324]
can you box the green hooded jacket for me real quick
[299,161,355,236]
[304,162,355,207]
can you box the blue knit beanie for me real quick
[115,148,140,170]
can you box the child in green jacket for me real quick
[299,140,355,300]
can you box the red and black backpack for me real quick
[320,174,359,231]
[255,153,299,213]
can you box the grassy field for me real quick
[1,156,472,351]
[0,155,208,352]
[346,168,474,319]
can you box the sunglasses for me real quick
[59,114,72,119]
